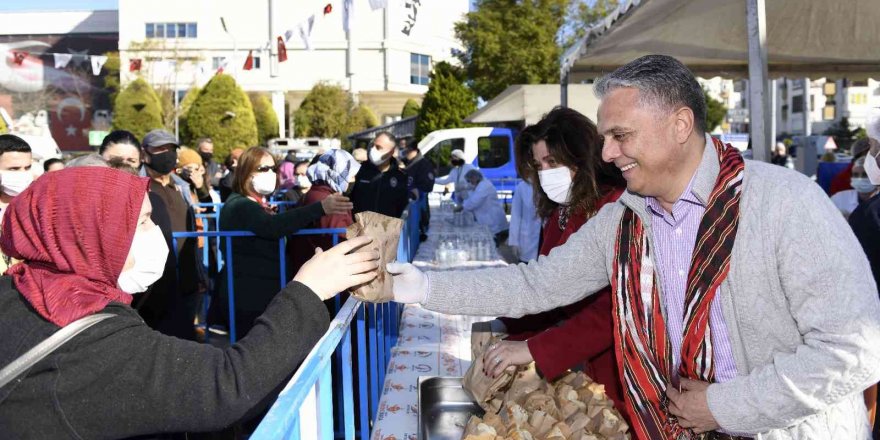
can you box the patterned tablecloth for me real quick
[370,205,506,440]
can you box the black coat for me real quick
[405,154,436,194]
[0,277,329,438]
[849,193,880,291]
[350,158,410,218]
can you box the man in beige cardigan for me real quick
[389,55,880,439]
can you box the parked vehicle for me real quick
[417,127,520,194]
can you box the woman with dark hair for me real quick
[481,107,629,413]
[212,147,354,336]
[99,130,142,169]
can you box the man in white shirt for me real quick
[434,149,475,203]
[459,169,508,243]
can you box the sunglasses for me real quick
[256,165,276,173]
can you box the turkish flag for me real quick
[243,50,254,71]
[129,58,142,72]
[12,51,27,66]
[323,3,332,15]
[277,36,288,63]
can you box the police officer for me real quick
[401,140,436,239]
[350,131,410,218]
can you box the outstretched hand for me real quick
[294,236,379,300]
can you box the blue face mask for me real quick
[851,177,876,194]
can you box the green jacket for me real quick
[219,193,325,314]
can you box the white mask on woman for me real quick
[0,170,33,197]
[864,152,880,185]
[252,171,277,195]
[538,166,573,205]
[118,226,168,294]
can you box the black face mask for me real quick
[199,151,213,164]
[451,159,465,167]
[147,149,178,175]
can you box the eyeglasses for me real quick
[256,165,276,173]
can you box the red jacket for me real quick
[500,187,625,411]
[829,162,854,195]
[288,184,354,275]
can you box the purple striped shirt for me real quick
[645,177,738,384]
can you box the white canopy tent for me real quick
[560,0,880,161]
[465,84,601,125]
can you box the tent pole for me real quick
[561,70,569,108]
[803,78,812,136]
[746,0,771,162]
[770,78,777,148]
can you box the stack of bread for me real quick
[461,323,629,440]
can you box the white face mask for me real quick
[296,174,311,188]
[369,147,389,166]
[851,177,876,194]
[538,166,573,205]
[118,226,168,294]
[865,152,880,185]
[252,171,277,195]
[0,170,33,197]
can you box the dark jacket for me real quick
[0,277,329,439]
[212,193,325,334]
[849,192,880,290]
[350,158,409,218]
[404,154,436,194]
[288,183,353,276]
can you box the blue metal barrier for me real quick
[250,198,423,440]
[172,227,346,343]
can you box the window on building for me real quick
[823,105,836,120]
[425,138,464,177]
[253,56,261,69]
[146,22,198,39]
[850,93,868,105]
[477,136,511,168]
[792,95,804,113]
[212,57,227,70]
[852,80,869,87]
[410,53,431,85]
[823,82,836,96]
[781,105,789,121]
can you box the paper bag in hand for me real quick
[345,211,404,303]
[463,322,516,413]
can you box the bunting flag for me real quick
[342,0,354,34]
[323,3,333,15]
[12,51,27,66]
[90,55,108,76]
[216,58,229,75]
[53,53,73,69]
[277,36,288,63]
[243,50,254,71]
[297,15,316,50]
[368,0,388,10]
[129,58,142,72]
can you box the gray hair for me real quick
[65,153,109,168]
[464,169,483,182]
[594,55,708,133]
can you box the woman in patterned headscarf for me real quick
[289,149,361,278]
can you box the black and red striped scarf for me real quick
[610,137,745,440]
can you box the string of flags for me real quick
[3,0,412,77]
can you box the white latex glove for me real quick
[294,236,379,300]
[386,262,428,304]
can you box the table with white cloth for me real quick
[370,207,506,440]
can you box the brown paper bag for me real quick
[345,211,404,303]
[463,324,516,412]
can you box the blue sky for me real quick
[0,0,118,11]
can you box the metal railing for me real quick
[172,196,424,439]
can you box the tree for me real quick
[823,117,862,151]
[186,74,258,160]
[455,0,568,101]
[177,85,200,146]
[249,93,280,145]
[704,90,726,133]
[103,52,122,104]
[401,99,421,118]
[559,0,619,49]
[112,77,164,140]
[0,117,7,134]
[415,62,477,140]
[293,82,354,138]
[348,103,379,134]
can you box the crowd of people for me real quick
[2,53,880,440]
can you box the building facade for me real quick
[117,0,469,136]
